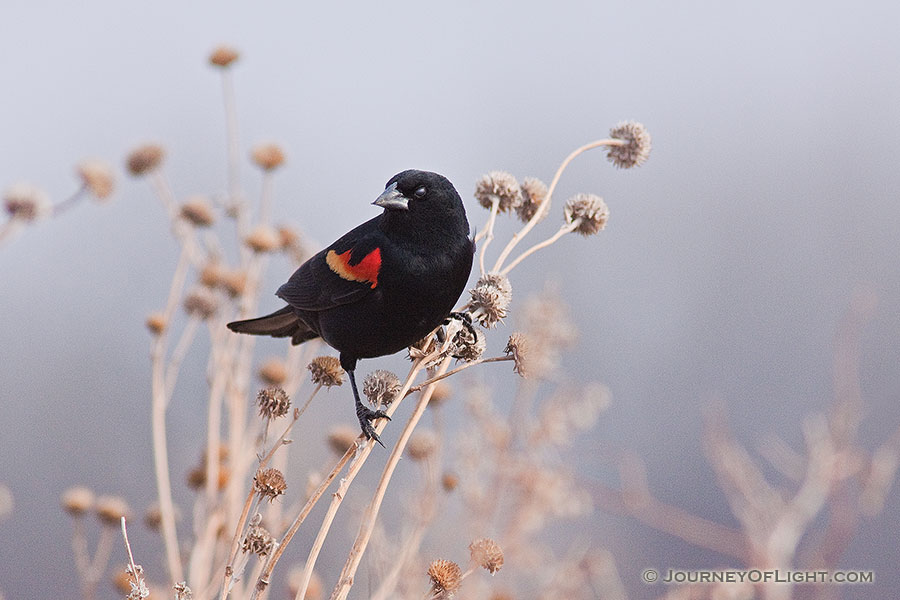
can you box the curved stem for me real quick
[491,138,623,273]
[477,198,500,276]
[499,221,579,276]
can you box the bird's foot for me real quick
[356,403,391,447]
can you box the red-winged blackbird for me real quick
[228,170,474,444]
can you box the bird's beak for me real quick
[373,182,409,211]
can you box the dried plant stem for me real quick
[330,355,454,600]
[165,315,201,397]
[150,245,192,584]
[220,404,307,600]
[259,172,274,226]
[500,220,579,276]
[407,355,512,395]
[221,69,246,240]
[476,198,500,276]
[491,138,623,272]
[251,445,357,600]
[51,185,87,217]
[0,219,22,246]
[71,517,93,599]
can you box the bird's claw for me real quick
[356,405,390,447]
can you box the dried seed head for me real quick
[242,524,275,556]
[257,386,291,419]
[254,468,287,501]
[607,121,651,168]
[516,177,549,223]
[245,225,281,253]
[449,323,485,362]
[61,486,94,516]
[209,45,239,67]
[77,160,115,201]
[469,538,504,574]
[95,495,130,526]
[145,312,167,335]
[3,183,50,221]
[287,567,323,600]
[183,287,218,320]
[406,430,437,461]
[470,274,512,328]
[251,143,286,171]
[504,332,529,378]
[428,559,462,594]
[474,171,522,212]
[429,381,451,408]
[174,581,193,600]
[180,196,215,227]
[198,262,224,288]
[441,472,459,492]
[564,193,609,235]
[112,570,133,594]
[220,269,248,297]
[308,356,343,387]
[186,465,231,490]
[126,144,164,176]
[258,358,288,386]
[362,370,401,408]
[144,502,180,532]
[327,425,358,454]
[277,225,301,249]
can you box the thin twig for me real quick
[406,355,512,395]
[500,221,578,276]
[477,197,500,276]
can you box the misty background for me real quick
[1,1,899,598]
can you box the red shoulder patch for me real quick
[326,247,381,288]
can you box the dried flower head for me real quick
[180,196,215,227]
[287,567,323,600]
[209,45,239,67]
[77,160,114,200]
[61,486,94,516]
[564,193,609,235]
[441,472,459,492]
[607,121,651,168]
[278,225,301,249]
[220,269,248,297]
[258,358,288,386]
[363,370,401,408]
[254,468,287,501]
[245,225,281,253]
[308,356,343,387]
[173,582,193,600]
[516,177,549,223]
[183,287,218,320]
[469,274,512,328]
[113,570,133,594]
[474,171,522,212]
[257,386,291,419]
[427,559,462,594]
[252,143,286,171]
[469,538,504,574]
[407,430,437,461]
[199,262,225,288]
[504,332,529,377]
[3,183,50,221]
[242,524,275,556]
[95,495,130,526]
[144,502,180,532]
[187,465,230,490]
[327,425,358,454]
[126,144,164,176]
[145,312,167,335]
[429,381,451,408]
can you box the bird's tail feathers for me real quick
[227,306,319,345]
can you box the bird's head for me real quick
[374,170,469,238]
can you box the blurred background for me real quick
[1,1,899,598]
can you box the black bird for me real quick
[228,170,474,444]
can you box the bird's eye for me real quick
[414,186,427,198]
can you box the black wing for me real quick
[276,216,383,311]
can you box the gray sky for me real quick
[2,1,899,598]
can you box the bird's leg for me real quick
[347,369,390,447]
